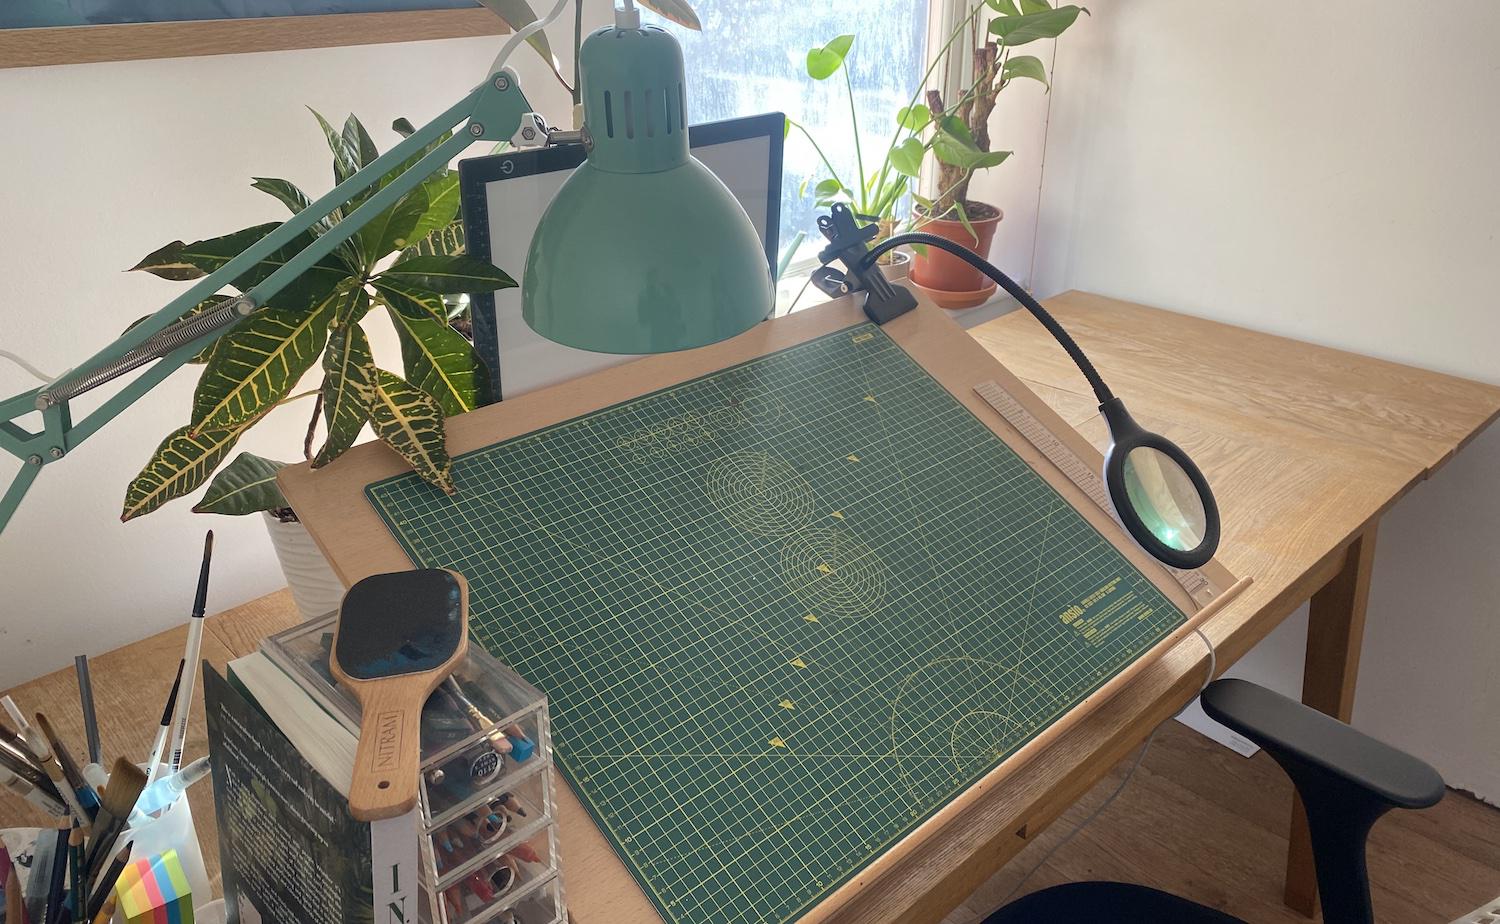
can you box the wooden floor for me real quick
[942,721,1500,923]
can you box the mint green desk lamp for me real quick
[0,0,771,535]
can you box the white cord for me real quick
[1000,628,1218,904]
[0,349,56,384]
[489,0,573,79]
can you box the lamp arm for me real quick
[0,69,540,535]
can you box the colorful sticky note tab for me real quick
[117,850,194,924]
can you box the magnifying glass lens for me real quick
[1122,446,1207,553]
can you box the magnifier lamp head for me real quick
[1099,397,1221,570]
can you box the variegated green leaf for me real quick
[405,172,461,248]
[121,424,243,521]
[342,113,380,169]
[191,289,341,433]
[358,184,429,270]
[384,302,492,417]
[371,277,447,323]
[637,0,701,29]
[250,176,362,273]
[311,108,361,188]
[128,222,349,314]
[382,122,455,192]
[377,254,515,294]
[124,294,237,365]
[191,451,289,516]
[402,221,466,260]
[369,369,454,494]
[315,307,375,467]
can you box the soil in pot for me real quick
[910,201,1003,296]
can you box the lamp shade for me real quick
[522,20,773,354]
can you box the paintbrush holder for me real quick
[262,615,566,924]
[120,793,211,913]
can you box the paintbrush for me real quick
[0,759,68,816]
[15,715,90,829]
[142,661,183,789]
[0,736,56,791]
[166,531,213,776]
[80,759,145,885]
[33,714,98,821]
[83,843,130,924]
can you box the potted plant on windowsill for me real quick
[122,110,515,618]
[909,0,1086,308]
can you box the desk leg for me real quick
[1284,525,1379,916]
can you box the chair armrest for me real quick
[1200,678,1444,809]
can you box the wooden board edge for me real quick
[802,574,1253,924]
[0,9,506,68]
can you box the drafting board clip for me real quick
[813,203,918,325]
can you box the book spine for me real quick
[370,811,422,924]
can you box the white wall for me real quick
[0,15,603,686]
[1029,0,1500,799]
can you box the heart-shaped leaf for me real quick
[384,303,493,417]
[890,137,926,177]
[806,34,854,80]
[988,5,1085,45]
[122,424,244,521]
[474,0,572,91]
[378,253,516,294]
[372,277,449,323]
[190,287,341,433]
[315,307,375,467]
[192,452,290,516]
[637,0,701,29]
[896,103,931,131]
[369,369,454,494]
[1003,54,1050,87]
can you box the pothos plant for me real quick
[120,110,514,522]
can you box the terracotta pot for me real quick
[910,204,1003,296]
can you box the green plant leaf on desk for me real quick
[128,223,348,314]
[358,184,429,270]
[368,370,454,494]
[315,311,376,467]
[371,277,449,324]
[122,424,247,521]
[341,113,380,171]
[386,306,492,417]
[402,221,466,261]
[1003,54,1050,87]
[406,172,461,248]
[379,254,516,295]
[250,176,362,272]
[190,292,340,433]
[192,452,290,516]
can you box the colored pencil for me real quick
[73,657,100,767]
[89,894,116,924]
[5,865,25,924]
[83,842,130,924]
[42,821,68,924]
[166,531,213,775]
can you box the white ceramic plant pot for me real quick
[262,511,344,620]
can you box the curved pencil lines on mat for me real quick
[888,656,1066,802]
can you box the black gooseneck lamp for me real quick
[813,204,1220,571]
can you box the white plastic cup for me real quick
[120,794,213,913]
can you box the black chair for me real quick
[984,679,1445,924]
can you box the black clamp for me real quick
[812,203,918,325]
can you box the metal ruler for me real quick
[974,379,1220,607]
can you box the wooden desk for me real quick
[4,292,1496,921]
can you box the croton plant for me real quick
[120,111,514,521]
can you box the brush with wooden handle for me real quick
[331,569,469,821]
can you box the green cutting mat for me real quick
[367,323,1186,924]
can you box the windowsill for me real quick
[776,265,1021,329]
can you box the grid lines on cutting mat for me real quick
[367,323,1186,924]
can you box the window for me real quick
[665,1,932,267]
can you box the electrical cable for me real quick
[858,233,1113,404]
[489,0,574,79]
[999,627,1218,904]
[0,349,55,384]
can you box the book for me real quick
[205,661,420,924]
